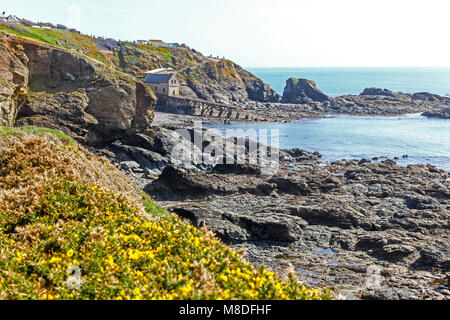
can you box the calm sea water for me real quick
[248,67,450,97]
[206,114,450,172]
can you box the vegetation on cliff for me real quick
[0,20,108,65]
[0,20,203,78]
[0,20,280,104]
[0,128,331,300]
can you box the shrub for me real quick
[20,19,34,27]
[56,24,68,30]
[0,20,28,33]
[38,22,55,29]
[0,128,332,300]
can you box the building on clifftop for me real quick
[1,15,20,23]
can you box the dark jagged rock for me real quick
[361,88,395,97]
[416,242,450,271]
[423,108,450,119]
[412,92,449,102]
[284,148,322,161]
[330,88,450,116]
[243,78,281,103]
[281,78,330,104]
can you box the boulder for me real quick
[422,108,450,119]
[244,79,281,103]
[361,88,395,97]
[417,242,450,271]
[281,78,329,104]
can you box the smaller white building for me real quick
[148,41,180,48]
[3,15,20,23]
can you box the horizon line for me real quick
[244,66,450,69]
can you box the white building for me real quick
[148,41,180,48]
[3,15,20,23]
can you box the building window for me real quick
[163,88,165,93]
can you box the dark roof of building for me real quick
[144,73,174,83]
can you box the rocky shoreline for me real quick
[93,126,450,300]
[1,28,449,300]
[235,85,450,123]
[161,78,450,124]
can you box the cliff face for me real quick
[0,41,28,126]
[104,42,280,104]
[180,60,280,105]
[0,32,156,146]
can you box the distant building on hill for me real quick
[144,72,179,97]
[148,40,180,48]
[1,15,20,23]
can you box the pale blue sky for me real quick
[3,0,450,67]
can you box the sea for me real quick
[207,68,450,172]
[247,67,450,97]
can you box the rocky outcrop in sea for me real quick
[230,85,450,123]
[281,78,330,104]
[423,107,450,119]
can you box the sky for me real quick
[2,0,450,67]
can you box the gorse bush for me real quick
[0,128,332,300]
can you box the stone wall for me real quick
[156,95,253,120]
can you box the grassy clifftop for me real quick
[0,127,331,300]
[0,20,278,106]
[0,21,204,77]
[0,22,110,65]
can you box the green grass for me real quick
[142,194,172,220]
[0,25,107,65]
[0,25,60,46]
[0,126,75,145]
[186,69,206,80]
[140,44,174,61]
